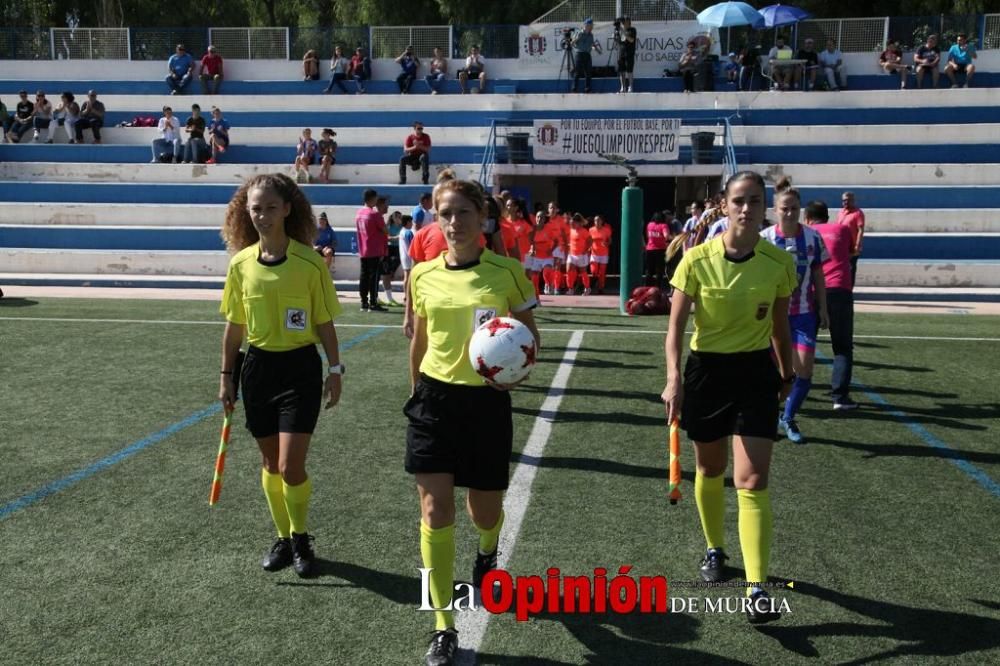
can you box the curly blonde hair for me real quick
[220,173,317,252]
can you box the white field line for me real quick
[0,317,998,342]
[454,330,584,665]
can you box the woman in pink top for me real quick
[644,211,671,288]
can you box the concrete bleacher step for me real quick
[859,260,1000,288]
[755,164,1000,187]
[0,162,481,186]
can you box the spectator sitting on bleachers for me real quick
[679,42,701,93]
[913,34,941,89]
[323,46,351,94]
[425,47,448,94]
[945,33,976,88]
[75,90,104,144]
[182,103,207,164]
[395,45,420,94]
[724,52,739,84]
[350,47,372,94]
[796,38,819,91]
[318,128,337,183]
[151,105,182,163]
[0,97,10,141]
[767,36,796,90]
[294,128,319,182]
[314,212,337,271]
[199,45,224,95]
[398,121,431,185]
[459,45,487,94]
[166,44,194,95]
[206,106,229,164]
[738,40,763,90]
[9,90,33,143]
[31,91,53,143]
[53,91,79,143]
[819,38,847,90]
[879,41,910,89]
[302,49,320,80]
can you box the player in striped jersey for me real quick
[761,177,829,444]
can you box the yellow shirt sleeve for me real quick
[220,261,246,324]
[410,267,427,318]
[508,265,537,313]
[670,251,698,297]
[311,264,342,325]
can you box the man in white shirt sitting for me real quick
[767,36,796,90]
[151,105,182,163]
[459,45,487,94]
[818,38,848,90]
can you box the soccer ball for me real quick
[468,317,537,385]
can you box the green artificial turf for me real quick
[0,298,998,664]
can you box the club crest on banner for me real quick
[523,32,547,57]
[536,123,558,146]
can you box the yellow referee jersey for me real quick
[410,249,536,385]
[671,236,795,353]
[220,238,342,351]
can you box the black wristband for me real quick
[783,374,795,384]
[220,370,232,375]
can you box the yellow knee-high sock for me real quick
[695,471,726,549]
[282,477,312,535]
[420,522,456,631]
[737,488,773,596]
[261,469,290,538]
[474,511,504,554]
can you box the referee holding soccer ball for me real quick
[219,173,343,578]
[406,170,539,666]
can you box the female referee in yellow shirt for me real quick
[219,173,343,578]
[406,172,539,665]
[662,170,796,624]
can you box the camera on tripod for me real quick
[561,27,575,49]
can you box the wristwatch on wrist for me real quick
[328,363,346,376]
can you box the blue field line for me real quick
[856,382,1000,500]
[0,326,388,521]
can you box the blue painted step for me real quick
[0,181,433,205]
[747,144,1000,164]
[3,226,998,260]
[2,73,997,96]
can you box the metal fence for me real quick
[2,15,1000,60]
[131,28,209,60]
[208,27,289,59]
[289,27,370,60]
[453,25,520,59]
[370,26,451,59]
[50,28,129,59]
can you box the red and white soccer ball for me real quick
[468,317,537,385]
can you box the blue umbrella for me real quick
[696,1,765,28]
[759,4,812,28]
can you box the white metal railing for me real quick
[369,26,451,59]
[984,14,1000,49]
[50,28,129,60]
[797,17,888,52]
[208,27,289,59]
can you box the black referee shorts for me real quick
[404,374,513,490]
[241,344,322,438]
[681,349,781,443]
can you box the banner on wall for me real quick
[532,118,682,162]
[519,21,719,78]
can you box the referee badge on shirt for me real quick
[286,308,307,330]
[756,303,769,320]
[473,307,498,332]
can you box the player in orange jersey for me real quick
[527,211,558,297]
[547,201,570,293]
[565,213,593,295]
[588,214,613,294]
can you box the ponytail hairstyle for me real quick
[773,175,801,203]
[432,168,485,212]
[666,205,724,261]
